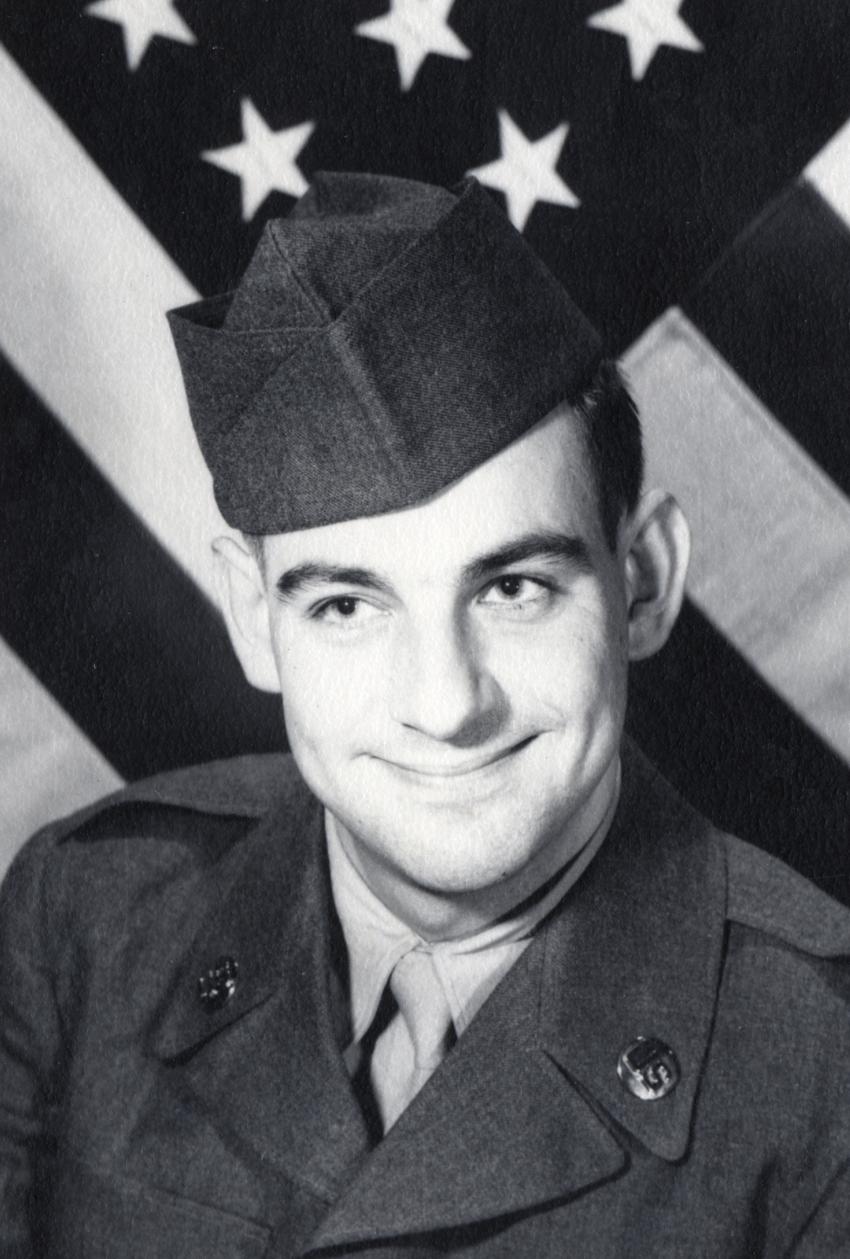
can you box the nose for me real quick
[389,614,503,745]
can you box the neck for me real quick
[327,758,621,943]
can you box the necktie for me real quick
[371,947,455,1130]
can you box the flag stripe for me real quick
[805,116,850,229]
[682,180,850,497]
[0,45,221,602]
[625,308,850,763]
[626,600,850,907]
[0,639,122,880]
[0,356,282,781]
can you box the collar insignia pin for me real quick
[198,956,239,1012]
[617,1035,680,1101]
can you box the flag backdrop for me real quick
[1,0,849,895]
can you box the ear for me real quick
[622,490,691,661]
[212,535,281,694]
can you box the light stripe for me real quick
[0,353,283,784]
[0,638,123,879]
[624,309,850,764]
[0,45,224,603]
[804,116,850,228]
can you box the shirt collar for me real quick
[327,759,621,1045]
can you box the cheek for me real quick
[272,631,383,752]
[494,605,626,725]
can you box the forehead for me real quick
[262,406,601,577]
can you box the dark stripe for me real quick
[627,602,850,907]
[684,182,850,494]
[0,356,282,779]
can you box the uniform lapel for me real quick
[149,775,370,1205]
[145,742,728,1245]
[304,741,729,1252]
[539,741,728,1162]
[305,933,626,1254]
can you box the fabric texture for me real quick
[1,741,850,1257]
[167,172,602,533]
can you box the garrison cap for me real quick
[167,171,602,534]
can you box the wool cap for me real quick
[167,171,602,534]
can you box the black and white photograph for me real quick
[1,1,849,1254]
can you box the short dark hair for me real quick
[244,532,265,571]
[245,359,642,564]
[574,359,644,550]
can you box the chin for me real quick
[361,802,560,895]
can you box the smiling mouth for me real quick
[382,736,537,779]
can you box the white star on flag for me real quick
[355,0,471,92]
[202,101,315,221]
[587,0,703,81]
[467,111,579,232]
[85,0,196,72]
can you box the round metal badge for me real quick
[617,1035,680,1101]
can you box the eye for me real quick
[311,595,384,627]
[479,575,552,607]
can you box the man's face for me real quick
[259,408,631,925]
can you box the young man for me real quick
[1,173,849,1258]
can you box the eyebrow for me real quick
[460,530,593,584]
[274,530,593,601]
[275,563,394,600]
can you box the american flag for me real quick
[1,0,849,897]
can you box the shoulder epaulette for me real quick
[50,753,295,845]
[725,834,850,959]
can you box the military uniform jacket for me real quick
[2,741,850,1258]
